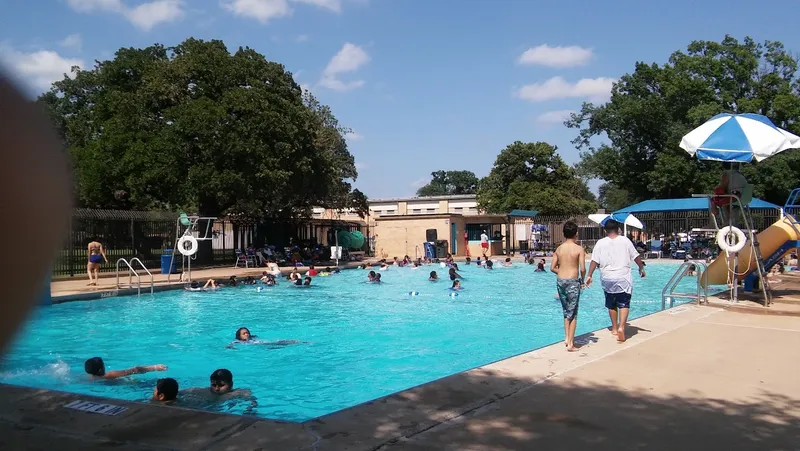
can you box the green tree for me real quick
[597,183,633,212]
[416,170,479,196]
[477,141,596,216]
[568,35,800,206]
[39,38,365,258]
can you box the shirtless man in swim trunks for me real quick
[550,221,586,352]
[87,240,108,285]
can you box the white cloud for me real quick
[0,44,84,91]
[355,162,367,170]
[66,0,124,12]
[222,0,291,23]
[345,131,364,141]
[410,177,429,189]
[66,0,184,30]
[292,0,341,12]
[296,34,309,42]
[517,44,593,68]
[516,76,615,103]
[535,110,577,126]
[221,0,344,23]
[124,0,185,31]
[318,43,369,92]
[59,34,83,52]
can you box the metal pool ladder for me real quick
[115,258,154,296]
[661,261,709,309]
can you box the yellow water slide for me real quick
[703,215,799,287]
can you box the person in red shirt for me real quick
[306,265,318,277]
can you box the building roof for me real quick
[614,197,781,214]
[508,209,539,218]
[369,194,476,203]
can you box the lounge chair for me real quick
[645,240,662,259]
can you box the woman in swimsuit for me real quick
[87,240,108,286]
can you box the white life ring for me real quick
[716,226,746,253]
[178,235,198,256]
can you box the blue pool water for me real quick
[0,262,695,421]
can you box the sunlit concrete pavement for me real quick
[381,309,800,451]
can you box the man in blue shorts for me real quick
[586,220,645,342]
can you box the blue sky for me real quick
[2,0,800,200]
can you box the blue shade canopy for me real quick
[679,113,799,162]
[615,197,781,214]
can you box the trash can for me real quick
[161,249,179,274]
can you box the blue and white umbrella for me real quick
[588,213,643,235]
[680,113,799,162]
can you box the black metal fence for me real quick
[506,207,783,254]
[56,209,366,277]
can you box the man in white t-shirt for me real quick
[586,219,646,343]
[480,230,489,258]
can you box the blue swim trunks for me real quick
[89,254,103,264]
[604,291,631,309]
[556,278,581,321]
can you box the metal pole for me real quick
[335,229,339,268]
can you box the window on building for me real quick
[454,207,463,212]
[385,210,396,215]
[373,210,382,215]
[466,223,501,241]
[468,207,478,212]
[411,208,421,214]
[426,208,436,213]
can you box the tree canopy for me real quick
[416,170,479,196]
[477,141,596,216]
[39,38,365,219]
[568,35,800,207]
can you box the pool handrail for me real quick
[661,261,708,309]
[116,258,154,296]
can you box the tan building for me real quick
[313,194,543,259]
[365,195,510,259]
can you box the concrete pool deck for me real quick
[50,261,375,299]
[2,304,798,450]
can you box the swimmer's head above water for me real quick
[84,357,106,376]
[153,378,179,402]
[235,327,251,341]
[210,368,233,394]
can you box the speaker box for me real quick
[425,229,438,242]
[435,240,448,258]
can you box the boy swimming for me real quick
[84,357,167,380]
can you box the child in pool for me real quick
[451,280,462,291]
[227,327,303,349]
[181,369,256,413]
[367,270,377,282]
[152,378,179,403]
[84,357,167,380]
[429,271,438,281]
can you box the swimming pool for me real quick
[1,262,697,422]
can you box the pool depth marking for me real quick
[65,400,128,416]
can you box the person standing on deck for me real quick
[87,240,108,286]
[480,230,490,258]
[550,221,586,352]
[586,220,645,343]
